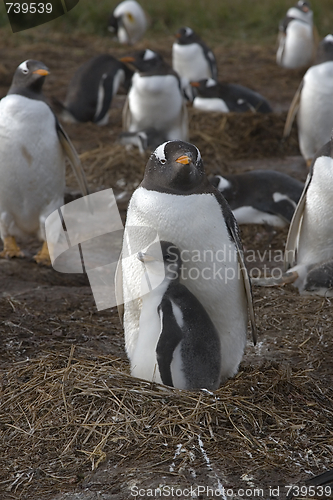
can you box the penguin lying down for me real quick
[253,136,333,296]
[132,241,221,390]
[210,170,304,228]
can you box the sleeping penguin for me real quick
[0,60,88,265]
[210,170,304,227]
[132,240,221,390]
[108,0,148,45]
[59,54,133,125]
[190,79,272,114]
[276,1,317,69]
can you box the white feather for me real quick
[172,43,212,82]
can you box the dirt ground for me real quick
[0,30,333,500]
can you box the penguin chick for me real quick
[60,54,133,125]
[172,26,218,82]
[276,1,317,69]
[0,60,88,264]
[132,241,221,390]
[210,170,304,227]
[108,0,148,45]
[191,78,272,114]
[120,49,189,141]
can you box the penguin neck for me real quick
[7,81,47,103]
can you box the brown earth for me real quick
[0,30,332,500]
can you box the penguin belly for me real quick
[193,97,229,113]
[127,73,185,140]
[122,187,248,381]
[172,43,211,81]
[292,156,333,291]
[278,20,313,69]
[232,206,286,227]
[297,62,333,162]
[0,95,65,240]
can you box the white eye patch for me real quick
[18,60,29,73]
[184,27,193,36]
[206,78,217,88]
[324,34,333,43]
[143,49,156,61]
[154,142,171,162]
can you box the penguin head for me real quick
[175,26,200,45]
[287,1,313,23]
[315,35,333,64]
[142,140,208,194]
[138,241,181,283]
[8,60,49,99]
[120,49,163,73]
[296,1,311,13]
[190,78,219,97]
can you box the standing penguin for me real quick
[119,140,256,384]
[0,60,88,264]
[108,0,148,45]
[59,54,133,125]
[284,134,333,295]
[172,27,218,84]
[283,41,333,167]
[210,170,304,227]
[190,79,272,114]
[120,49,189,142]
[132,241,221,390]
[276,1,317,69]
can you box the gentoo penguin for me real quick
[59,55,133,125]
[119,140,256,385]
[0,60,88,264]
[172,27,218,83]
[108,0,148,45]
[276,1,317,69]
[132,240,221,390]
[283,48,333,167]
[314,34,333,65]
[118,127,168,154]
[120,49,189,142]
[190,79,272,114]
[210,170,304,227]
[284,135,333,295]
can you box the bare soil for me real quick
[0,30,332,500]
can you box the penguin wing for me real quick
[56,119,89,196]
[284,172,312,270]
[213,190,257,344]
[122,95,132,131]
[115,253,124,324]
[283,80,303,139]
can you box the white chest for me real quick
[172,43,211,81]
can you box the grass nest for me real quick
[1,338,333,498]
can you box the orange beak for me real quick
[190,81,200,87]
[33,69,49,76]
[176,155,191,165]
[119,56,135,63]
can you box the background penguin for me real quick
[119,140,256,385]
[58,54,133,125]
[132,240,221,390]
[0,60,88,265]
[283,47,333,167]
[118,127,168,154]
[108,0,148,45]
[190,78,272,114]
[284,135,333,295]
[120,49,189,141]
[210,170,304,227]
[172,27,218,84]
[314,34,333,64]
[276,1,317,69]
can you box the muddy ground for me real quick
[0,30,333,500]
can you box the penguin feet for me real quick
[252,270,298,287]
[0,236,24,259]
[34,241,51,266]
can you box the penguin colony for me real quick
[2,0,333,399]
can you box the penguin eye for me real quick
[22,68,29,75]
[160,159,166,165]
